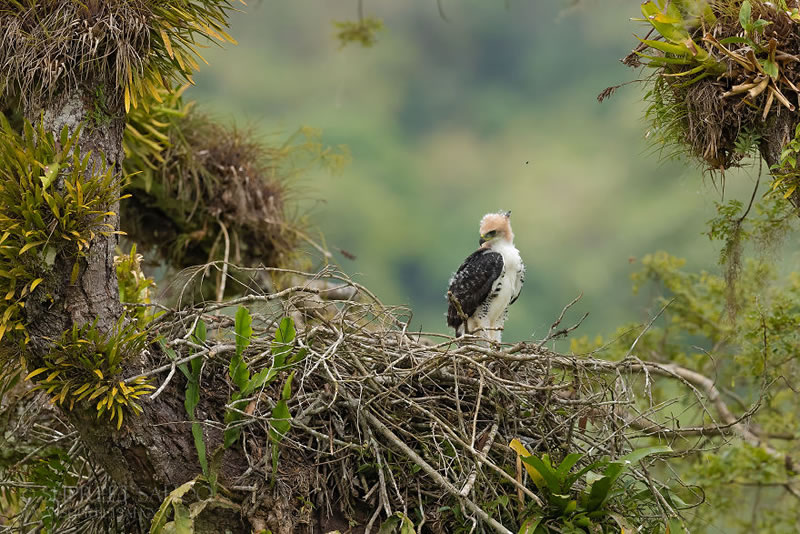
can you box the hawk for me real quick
[446,211,525,342]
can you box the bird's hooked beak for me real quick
[479,235,487,246]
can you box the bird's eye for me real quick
[486,230,497,237]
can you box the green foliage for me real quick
[571,230,800,531]
[122,84,194,192]
[334,17,384,48]
[223,311,306,448]
[149,474,240,534]
[24,317,154,429]
[630,0,800,171]
[175,320,210,481]
[0,115,122,345]
[378,512,415,534]
[510,439,677,533]
[773,122,800,199]
[150,478,196,534]
[733,127,761,157]
[115,243,157,323]
[634,1,721,82]
[268,370,294,483]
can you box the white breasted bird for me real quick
[446,211,525,342]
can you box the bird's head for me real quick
[479,210,513,247]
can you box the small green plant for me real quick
[377,512,416,533]
[510,439,680,533]
[634,1,722,86]
[224,310,306,448]
[149,473,241,534]
[773,122,800,199]
[738,0,772,39]
[115,243,157,324]
[173,320,210,486]
[24,317,154,429]
[0,114,123,345]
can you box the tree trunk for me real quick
[21,87,250,532]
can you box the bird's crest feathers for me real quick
[479,211,514,246]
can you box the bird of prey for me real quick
[446,211,525,342]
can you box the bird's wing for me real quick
[447,249,504,329]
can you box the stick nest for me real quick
[124,266,682,533]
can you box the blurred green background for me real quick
[189,0,758,341]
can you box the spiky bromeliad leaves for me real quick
[0,114,122,347]
[617,1,800,190]
[24,317,154,430]
[0,0,241,112]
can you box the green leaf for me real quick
[288,347,308,365]
[760,59,779,80]
[619,445,672,465]
[245,367,277,395]
[584,466,623,512]
[717,36,756,46]
[19,241,44,255]
[191,422,208,478]
[752,19,771,31]
[518,516,542,534]
[582,447,670,512]
[638,38,691,56]
[667,517,687,534]
[739,0,752,30]
[171,502,193,534]
[150,479,196,534]
[555,453,583,481]
[378,515,401,534]
[229,351,250,393]
[234,306,252,358]
[641,1,689,44]
[521,455,562,493]
[269,394,292,478]
[269,400,291,440]
[223,426,241,449]
[208,446,224,495]
[40,162,60,189]
[281,371,295,400]
[272,316,296,367]
[192,319,206,345]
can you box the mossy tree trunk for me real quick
[21,86,251,532]
[25,89,125,350]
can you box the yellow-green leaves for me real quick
[115,243,158,324]
[640,1,711,64]
[223,314,303,451]
[0,116,121,345]
[509,438,547,491]
[333,17,384,49]
[23,316,152,428]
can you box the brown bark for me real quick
[21,87,252,532]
